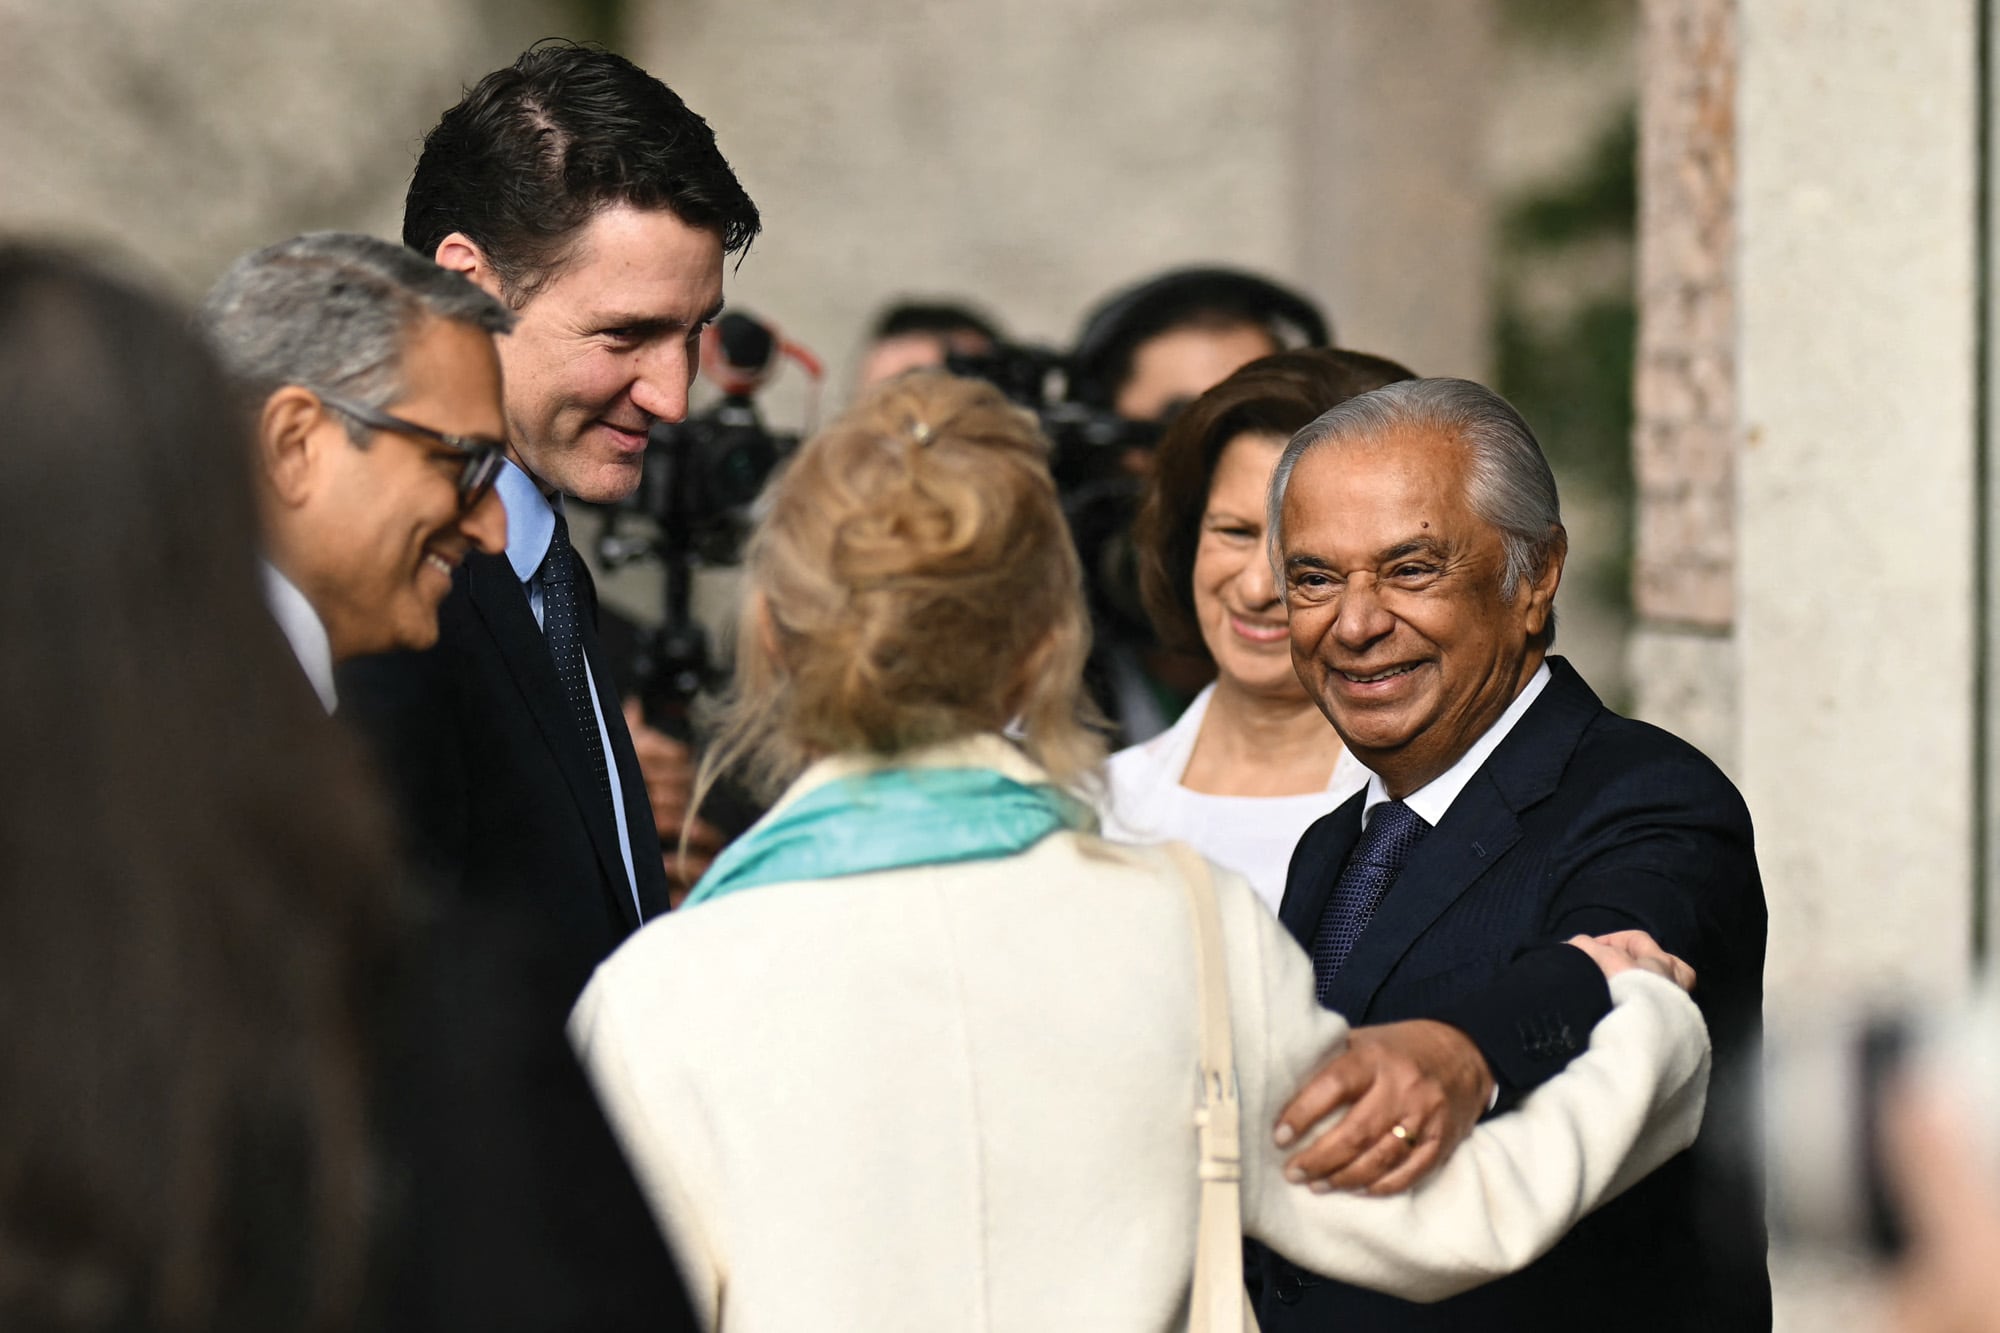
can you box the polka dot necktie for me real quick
[540,512,611,801]
[1310,799,1431,1003]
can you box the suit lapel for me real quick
[464,551,634,913]
[1321,774,1523,1019]
[1318,657,1603,1020]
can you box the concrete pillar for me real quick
[1630,0,1740,770]
[1635,0,1983,1000]
[0,0,544,294]
[1633,1,1983,1326]
[1736,0,1981,1001]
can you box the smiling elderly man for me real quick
[198,232,512,710]
[1253,378,1769,1332]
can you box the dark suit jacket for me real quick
[363,898,698,1333]
[176,897,698,1333]
[338,548,671,1003]
[1255,657,1769,1332]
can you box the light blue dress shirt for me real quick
[496,460,643,921]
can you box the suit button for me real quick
[1274,1271,1306,1305]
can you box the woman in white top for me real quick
[571,372,1709,1332]
[1102,350,1417,911]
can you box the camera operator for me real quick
[1883,1070,2000,1332]
[857,298,1003,389]
[1066,267,1331,742]
[1071,266,1330,473]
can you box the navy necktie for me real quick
[540,512,611,801]
[1310,799,1431,1002]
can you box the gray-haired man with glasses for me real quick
[198,231,513,711]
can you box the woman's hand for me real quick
[1566,930,1697,993]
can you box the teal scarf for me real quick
[682,765,1092,907]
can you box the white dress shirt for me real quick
[261,561,337,715]
[495,460,642,919]
[1359,661,1553,831]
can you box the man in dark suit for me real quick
[200,231,702,1329]
[1253,377,1768,1331]
[339,43,762,993]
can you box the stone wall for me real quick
[1630,0,1739,767]
[0,0,549,294]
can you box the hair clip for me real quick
[910,420,933,446]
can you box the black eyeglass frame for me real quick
[315,391,508,510]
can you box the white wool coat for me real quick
[571,735,1710,1333]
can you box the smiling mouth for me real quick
[598,420,652,449]
[422,551,456,579]
[1341,663,1421,684]
[1229,614,1288,643]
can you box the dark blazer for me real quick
[1255,657,1769,1332]
[338,548,671,1003]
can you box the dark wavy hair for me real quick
[0,248,398,1331]
[403,40,761,301]
[1135,347,1416,654]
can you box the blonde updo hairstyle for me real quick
[697,371,1103,809]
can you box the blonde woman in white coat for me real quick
[571,372,1709,1333]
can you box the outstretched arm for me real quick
[1234,900,1710,1302]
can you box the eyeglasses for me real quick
[316,392,509,510]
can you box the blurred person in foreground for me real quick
[0,248,697,1331]
[855,298,1002,389]
[339,42,761,987]
[1255,378,1769,1330]
[1101,348,1416,910]
[568,370,1711,1331]
[1883,1061,2000,1333]
[197,232,511,705]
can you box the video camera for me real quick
[942,342,1160,668]
[595,311,821,717]
[944,342,1161,497]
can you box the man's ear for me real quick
[1521,524,1567,639]
[433,232,506,303]
[258,386,328,508]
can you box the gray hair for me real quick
[1266,377,1564,631]
[197,232,514,439]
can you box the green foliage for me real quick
[1502,109,1637,253]
[1495,296,1635,493]
[1501,0,1632,47]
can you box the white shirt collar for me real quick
[261,561,337,714]
[496,457,559,585]
[1360,661,1552,831]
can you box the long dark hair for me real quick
[1134,347,1416,654]
[0,249,398,1330]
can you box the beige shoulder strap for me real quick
[1166,842,1259,1333]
